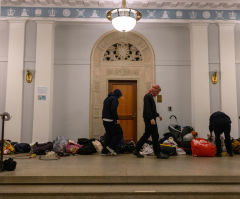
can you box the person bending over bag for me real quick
[209,111,233,157]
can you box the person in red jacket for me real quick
[133,84,169,159]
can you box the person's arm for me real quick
[111,98,119,122]
[209,120,213,139]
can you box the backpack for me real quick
[14,143,31,153]
[160,144,177,156]
[181,126,194,137]
[77,142,97,155]
[3,158,17,171]
[33,142,53,155]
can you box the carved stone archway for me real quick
[90,30,155,139]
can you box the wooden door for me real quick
[108,80,137,143]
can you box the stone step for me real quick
[1,175,240,184]
[0,184,240,199]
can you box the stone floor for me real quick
[0,154,240,198]
[0,153,240,182]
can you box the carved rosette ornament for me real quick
[103,43,142,61]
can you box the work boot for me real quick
[156,152,169,159]
[133,150,144,158]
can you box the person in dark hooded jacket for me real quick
[209,111,233,157]
[101,89,123,155]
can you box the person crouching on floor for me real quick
[133,84,169,159]
[209,111,233,157]
[101,89,123,155]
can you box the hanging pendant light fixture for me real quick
[106,0,142,32]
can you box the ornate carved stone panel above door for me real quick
[90,30,155,139]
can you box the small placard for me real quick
[38,95,46,101]
[37,86,48,101]
[157,95,162,103]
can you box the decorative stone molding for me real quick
[2,0,240,10]
[103,43,142,61]
[90,30,155,139]
[1,6,240,21]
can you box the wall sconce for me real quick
[26,70,33,83]
[211,72,218,84]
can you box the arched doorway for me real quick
[90,30,155,140]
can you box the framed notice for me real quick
[37,86,48,101]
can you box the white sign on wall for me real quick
[37,86,48,101]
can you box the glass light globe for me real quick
[112,16,136,32]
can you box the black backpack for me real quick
[77,142,97,155]
[33,142,53,155]
[3,158,17,171]
[14,143,31,153]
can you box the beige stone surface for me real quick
[0,155,240,198]
[0,154,240,182]
[90,30,155,139]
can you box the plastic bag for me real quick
[65,141,82,154]
[53,136,68,153]
[191,138,216,157]
[0,140,15,155]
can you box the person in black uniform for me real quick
[209,111,233,157]
[101,89,123,155]
[133,84,169,159]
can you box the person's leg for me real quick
[102,121,115,154]
[150,124,160,155]
[135,121,151,152]
[134,120,151,157]
[214,127,223,156]
[223,124,233,156]
[109,124,123,152]
[150,123,169,159]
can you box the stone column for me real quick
[5,20,26,142]
[219,23,239,138]
[190,23,210,137]
[32,21,55,142]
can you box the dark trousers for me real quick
[135,119,160,155]
[103,121,123,151]
[213,124,232,154]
